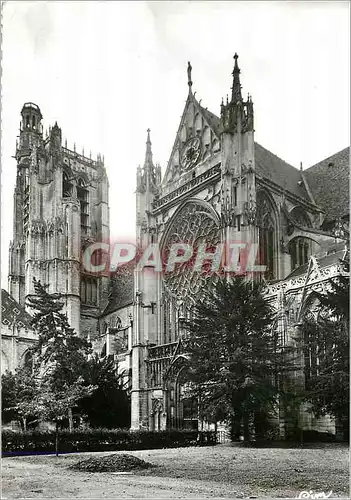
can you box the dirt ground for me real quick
[2,443,349,499]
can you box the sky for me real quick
[1,1,350,289]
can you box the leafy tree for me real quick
[78,354,131,429]
[14,378,95,455]
[184,276,294,441]
[1,367,37,430]
[26,278,93,430]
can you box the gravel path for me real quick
[2,444,349,499]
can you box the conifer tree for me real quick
[27,278,92,382]
[184,276,294,441]
[26,278,94,430]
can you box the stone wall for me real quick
[1,324,37,374]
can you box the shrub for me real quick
[2,428,217,455]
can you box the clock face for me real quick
[181,137,201,171]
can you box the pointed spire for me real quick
[65,138,67,148]
[187,61,193,91]
[145,128,153,166]
[231,53,242,103]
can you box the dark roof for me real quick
[286,248,345,279]
[198,103,222,137]
[304,147,350,219]
[254,142,310,201]
[1,289,32,329]
[101,264,134,316]
[197,104,311,201]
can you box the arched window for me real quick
[163,300,170,344]
[114,317,122,329]
[301,296,330,390]
[289,237,311,270]
[80,276,98,306]
[256,191,276,280]
[32,116,36,129]
[77,178,89,235]
[81,278,86,303]
[23,350,33,371]
[62,172,72,198]
[100,343,107,358]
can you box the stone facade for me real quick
[130,56,349,433]
[1,289,37,374]
[3,57,349,437]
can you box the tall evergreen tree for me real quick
[184,276,294,441]
[27,278,92,384]
[27,278,93,429]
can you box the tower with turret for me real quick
[132,130,162,429]
[8,103,110,336]
[219,53,257,272]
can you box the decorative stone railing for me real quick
[147,342,178,360]
[61,147,100,168]
[153,164,221,210]
[264,263,341,298]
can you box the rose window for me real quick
[162,202,220,305]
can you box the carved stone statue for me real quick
[187,61,192,87]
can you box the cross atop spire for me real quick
[145,128,153,166]
[220,55,254,133]
[231,52,242,103]
[187,61,193,91]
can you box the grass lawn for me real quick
[2,443,349,499]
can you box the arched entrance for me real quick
[163,353,198,430]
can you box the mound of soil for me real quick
[69,453,155,473]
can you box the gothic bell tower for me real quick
[9,103,110,336]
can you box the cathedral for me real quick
[2,55,349,436]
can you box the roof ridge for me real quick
[305,146,350,171]
[198,103,220,120]
[255,141,299,171]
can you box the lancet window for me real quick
[81,276,98,306]
[289,237,311,270]
[62,172,72,198]
[77,178,89,235]
[256,191,276,280]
